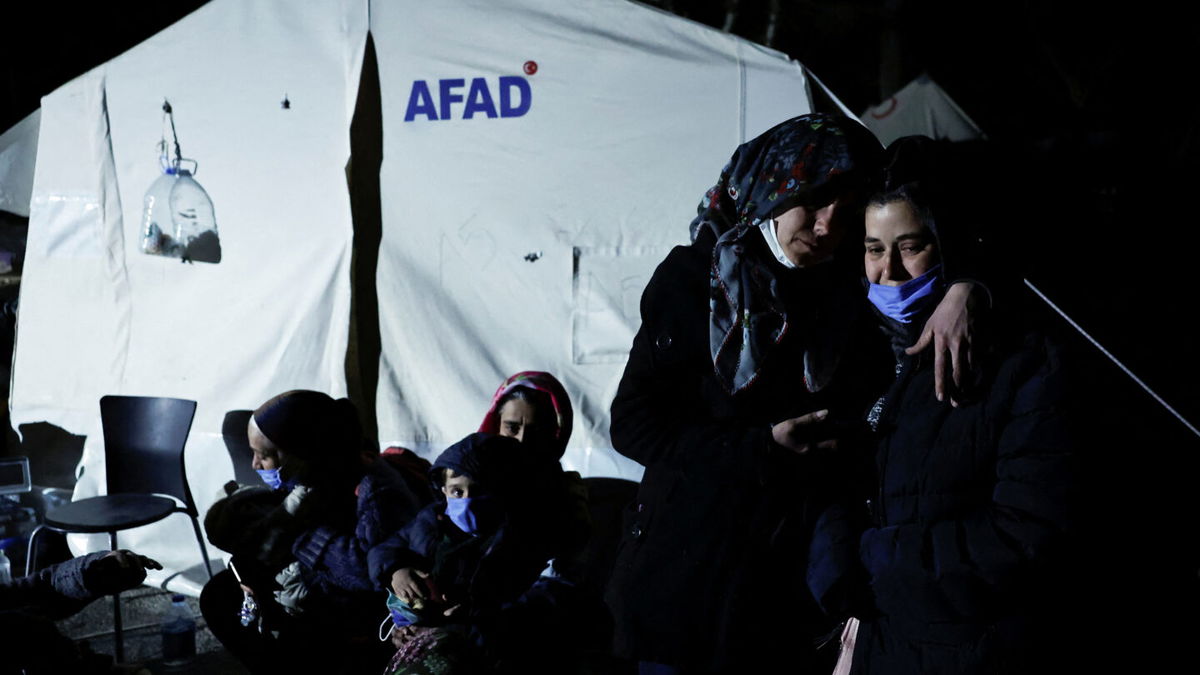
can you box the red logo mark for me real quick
[523,61,538,75]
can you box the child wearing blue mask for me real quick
[369,432,584,674]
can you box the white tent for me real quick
[860,73,984,146]
[371,0,817,477]
[0,110,40,217]
[10,0,827,591]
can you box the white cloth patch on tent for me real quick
[571,245,670,365]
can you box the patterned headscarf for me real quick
[478,371,573,460]
[690,113,881,394]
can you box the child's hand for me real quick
[391,567,431,607]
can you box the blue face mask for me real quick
[386,591,419,626]
[255,468,297,492]
[445,496,491,534]
[256,468,283,491]
[867,264,943,324]
[380,591,421,641]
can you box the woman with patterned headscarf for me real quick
[605,114,987,674]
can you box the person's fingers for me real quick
[950,335,963,391]
[904,328,933,356]
[137,555,163,570]
[815,439,839,451]
[933,335,946,402]
[415,570,429,579]
[794,409,830,426]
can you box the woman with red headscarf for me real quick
[478,371,590,579]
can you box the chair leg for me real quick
[189,515,215,579]
[24,524,44,577]
[110,531,124,663]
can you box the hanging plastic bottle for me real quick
[141,100,222,264]
[160,593,197,666]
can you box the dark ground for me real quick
[57,585,251,675]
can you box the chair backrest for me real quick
[100,395,198,511]
[221,409,258,486]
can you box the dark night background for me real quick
[2,1,1195,661]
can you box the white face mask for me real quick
[757,217,797,269]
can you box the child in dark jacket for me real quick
[368,432,584,675]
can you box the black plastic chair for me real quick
[221,409,257,486]
[24,395,214,661]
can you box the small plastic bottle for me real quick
[160,594,197,666]
[0,548,11,584]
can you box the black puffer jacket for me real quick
[808,317,1076,674]
[606,227,890,671]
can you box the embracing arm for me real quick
[907,281,990,405]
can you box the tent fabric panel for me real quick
[10,0,368,592]
[371,0,813,478]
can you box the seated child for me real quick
[368,432,584,675]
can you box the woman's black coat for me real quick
[606,228,890,671]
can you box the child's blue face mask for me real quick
[445,496,494,534]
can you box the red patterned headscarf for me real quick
[478,371,573,460]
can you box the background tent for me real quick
[859,73,983,145]
[8,0,822,590]
[11,0,367,591]
[370,0,814,477]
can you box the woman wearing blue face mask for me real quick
[201,390,433,675]
[807,136,1077,675]
[249,424,286,490]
